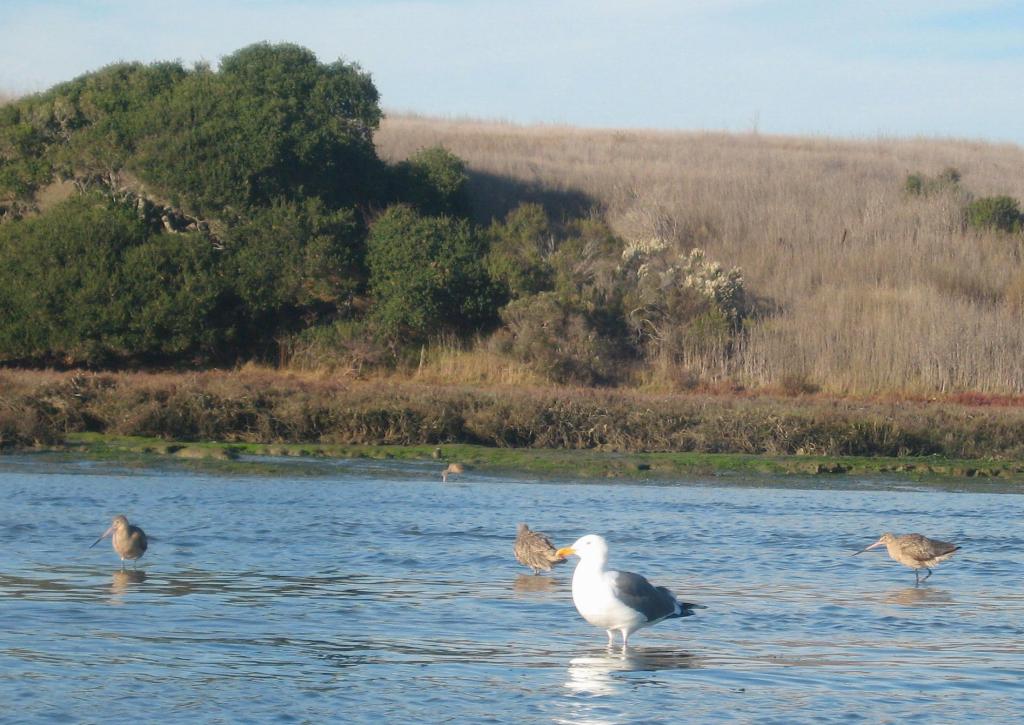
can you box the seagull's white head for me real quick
[556,534,609,565]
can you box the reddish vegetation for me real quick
[3,368,1024,459]
[948,391,1024,408]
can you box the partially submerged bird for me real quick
[556,534,704,647]
[514,522,567,574]
[441,462,464,483]
[853,532,959,585]
[90,514,148,569]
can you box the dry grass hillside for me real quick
[376,115,1024,395]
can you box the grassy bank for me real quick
[3,369,1024,482]
[46,433,1024,483]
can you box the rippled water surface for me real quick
[1,455,1023,723]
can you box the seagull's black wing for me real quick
[611,570,683,623]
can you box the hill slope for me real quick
[377,116,1024,394]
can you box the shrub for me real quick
[904,167,961,196]
[280,319,388,374]
[620,241,746,363]
[367,205,500,343]
[393,146,470,217]
[225,198,364,348]
[549,216,625,312]
[0,193,236,365]
[485,203,555,298]
[937,167,962,185]
[967,195,1021,233]
[0,193,151,364]
[118,232,235,360]
[904,173,924,196]
[496,292,624,385]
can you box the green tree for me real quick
[366,205,499,343]
[118,232,235,360]
[226,198,364,348]
[132,43,383,214]
[0,194,146,363]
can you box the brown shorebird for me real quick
[853,532,959,585]
[441,462,464,483]
[514,523,567,575]
[91,514,148,569]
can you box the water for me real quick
[1,455,1022,723]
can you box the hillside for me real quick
[3,44,1024,398]
[376,116,1024,395]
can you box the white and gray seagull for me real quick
[555,534,704,648]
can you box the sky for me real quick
[2,0,1023,144]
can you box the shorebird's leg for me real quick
[921,568,932,582]
[914,570,920,586]
[621,630,630,650]
[606,630,614,647]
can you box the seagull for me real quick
[853,532,959,585]
[514,523,567,574]
[555,534,704,647]
[90,514,148,569]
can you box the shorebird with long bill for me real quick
[91,514,148,569]
[853,532,959,585]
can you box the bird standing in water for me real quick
[441,462,464,483]
[91,514,148,569]
[853,532,959,585]
[556,534,704,648]
[514,523,567,574]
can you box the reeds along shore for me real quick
[375,116,1024,396]
[3,368,1024,460]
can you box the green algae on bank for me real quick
[31,433,1024,484]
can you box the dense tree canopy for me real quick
[0,193,232,365]
[0,42,749,382]
[0,44,447,366]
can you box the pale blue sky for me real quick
[3,0,1023,143]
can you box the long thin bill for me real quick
[851,542,882,556]
[90,526,114,548]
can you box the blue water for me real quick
[1,455,1022,723]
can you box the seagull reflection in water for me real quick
[565,647,700,696]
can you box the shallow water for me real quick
[1,455,1022,723]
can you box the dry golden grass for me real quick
[376,115,1024,395]
[404,337,549,388]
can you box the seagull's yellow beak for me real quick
[555,547,576,558]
